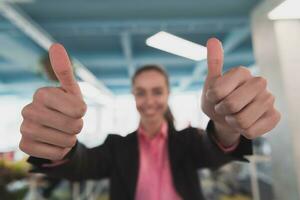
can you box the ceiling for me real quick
[0,0,262,96]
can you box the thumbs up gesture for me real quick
[19,44,87,161]
[201,38,281,145]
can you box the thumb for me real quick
[49,43,82,98]
[206,38,224,80]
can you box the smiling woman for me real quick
[131,65,181,199]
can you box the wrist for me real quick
[213,120,241,147]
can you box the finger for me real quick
[22,103,83,135]
[242,107,281,139]
[224,91,275,130]
[33,87,87,119]
[206,66,252,104]
[49,43,82,97]
[215,76,267,115]
[20,120,77,148]
[206,38,224,80]
[19,137,69,161]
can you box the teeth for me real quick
[145,109,156,115]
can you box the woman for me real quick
[20,39,280,200]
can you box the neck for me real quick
[140,118,165,139]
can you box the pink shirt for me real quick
[135,121,182,200]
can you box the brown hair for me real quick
[132,64,175,129]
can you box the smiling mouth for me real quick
[143,109,158,116]
[144,111,156,116]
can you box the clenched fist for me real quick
[19,44,87,161]
[201,38,281,144]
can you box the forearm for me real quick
[27,142,83,181]
[28,137,112,181]
[191,120,252,169]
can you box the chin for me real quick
[141,113,161,123]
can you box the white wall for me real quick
[251,1,300,199]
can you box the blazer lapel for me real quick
[168,125,185,198]
[125,131,139,199]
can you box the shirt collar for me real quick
[138,121,168,140]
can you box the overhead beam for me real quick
[0,3,53,50]
[0,33,42,71]
[0,18,250,36]
[176,60,207,92]
[223,26,251,53]
[2,0,33,3]
[121,32,135,77]
[74,53,195,69]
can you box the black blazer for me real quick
[28,120,252,200]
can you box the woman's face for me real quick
[132,70,169,124]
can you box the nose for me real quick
[145,94,155,106]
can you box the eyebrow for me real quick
[134,86,163,91]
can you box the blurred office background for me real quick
[0,0,299,199]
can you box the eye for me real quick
[135,90,145,97]
[153,88,163,96]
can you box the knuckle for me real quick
[234,114,244,126]
[66,136,77,148]
[234,114,249,129]
[19,139,28,153]
[255,76,267,89]
[21,104,39,122]
[74,101,87,118]
[236,66,251,77]
[33,88,48,102]
[71,119,84,134]
[22,127,39,141]
[20,122,30,136]
[208,87,223,102]
[52,150,65,161]
[201,103,210,116]
[222,98,239,113]
[236,66,248,73]
[271,108,281,121]
[243,131,256,140]
[267,93,276,106]
[57,151,66,160]
[21,104,32,118]
[212,78,222,89]
[275,110,281,123]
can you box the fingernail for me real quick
[225,115,234,123]
[236,127,245,133]
[214,104,223,114]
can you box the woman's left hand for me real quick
[201,38,281,141]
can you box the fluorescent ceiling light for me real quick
[146,31,207,61]
[268,0,300,20]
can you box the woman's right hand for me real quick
[19,44,87,161]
